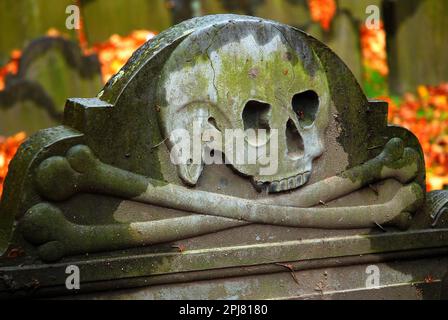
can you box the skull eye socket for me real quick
[242,100,271,132]
[208,117,218,128]
[242,100,272,145]
[292,90,319,127]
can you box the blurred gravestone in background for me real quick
[81,0,171,45]
[0,0,77,65]
[384,0,448,94]
[0,36,102,136]
[0,0,103,136]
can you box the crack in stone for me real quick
[205,25,227,98]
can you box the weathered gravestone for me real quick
[384,0,448,94]
[81,0,171,44]
[0,0,77,65]
[0,15,448,299]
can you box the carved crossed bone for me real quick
[20,138,423,261]
[259,137,421,208]
[34,138,421,227]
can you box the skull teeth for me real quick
[267,172,311,193]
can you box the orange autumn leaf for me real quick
[0,132,27,198]
[89,30,157,83]
[382,83,448,191]
[308,0,337,31]
[0,49,21,91]
[361,21,389,77]
[424,275,435,284]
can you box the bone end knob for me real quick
[36,156,80,201]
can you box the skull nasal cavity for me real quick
[286,119,304,159]
[292,90,319,127]
[242,100,271,133]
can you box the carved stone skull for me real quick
[157,20,332,192]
